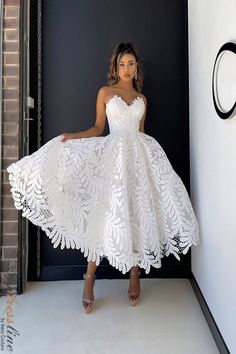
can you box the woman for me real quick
[7,42,200,314]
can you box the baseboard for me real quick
[189,272,230,354]
[37,262,192,281]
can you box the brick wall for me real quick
[1,0,20,295]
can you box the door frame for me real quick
[17,0,38,293]
[20,0,192,287]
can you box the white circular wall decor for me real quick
[212,42,236,119]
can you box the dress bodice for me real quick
[105,95,145,135]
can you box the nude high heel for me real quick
[82,272,96,314]
[128,269,141,306]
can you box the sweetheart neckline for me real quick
[105,94,144,108]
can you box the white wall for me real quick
[188,0,236,352]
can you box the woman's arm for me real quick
[139,95,147,133]
[61,87,107,142]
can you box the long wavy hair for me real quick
[106,42,144,93]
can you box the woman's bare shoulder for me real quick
[139,93,147,104]
[98,86,112,94]
[97,86,117,104]
[97,86,113,97]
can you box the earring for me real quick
[116,73,119,80]
[135,71,138,80]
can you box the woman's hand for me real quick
[60,133,78,143]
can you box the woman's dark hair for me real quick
[106,42,144,93]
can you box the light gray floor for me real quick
[0,278,219,354]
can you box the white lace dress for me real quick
[7,94,200,274]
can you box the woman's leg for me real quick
[86,259,97,274]
[128,265,141,306]
[82,260,97,313]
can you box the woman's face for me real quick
[117,53,137,82]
